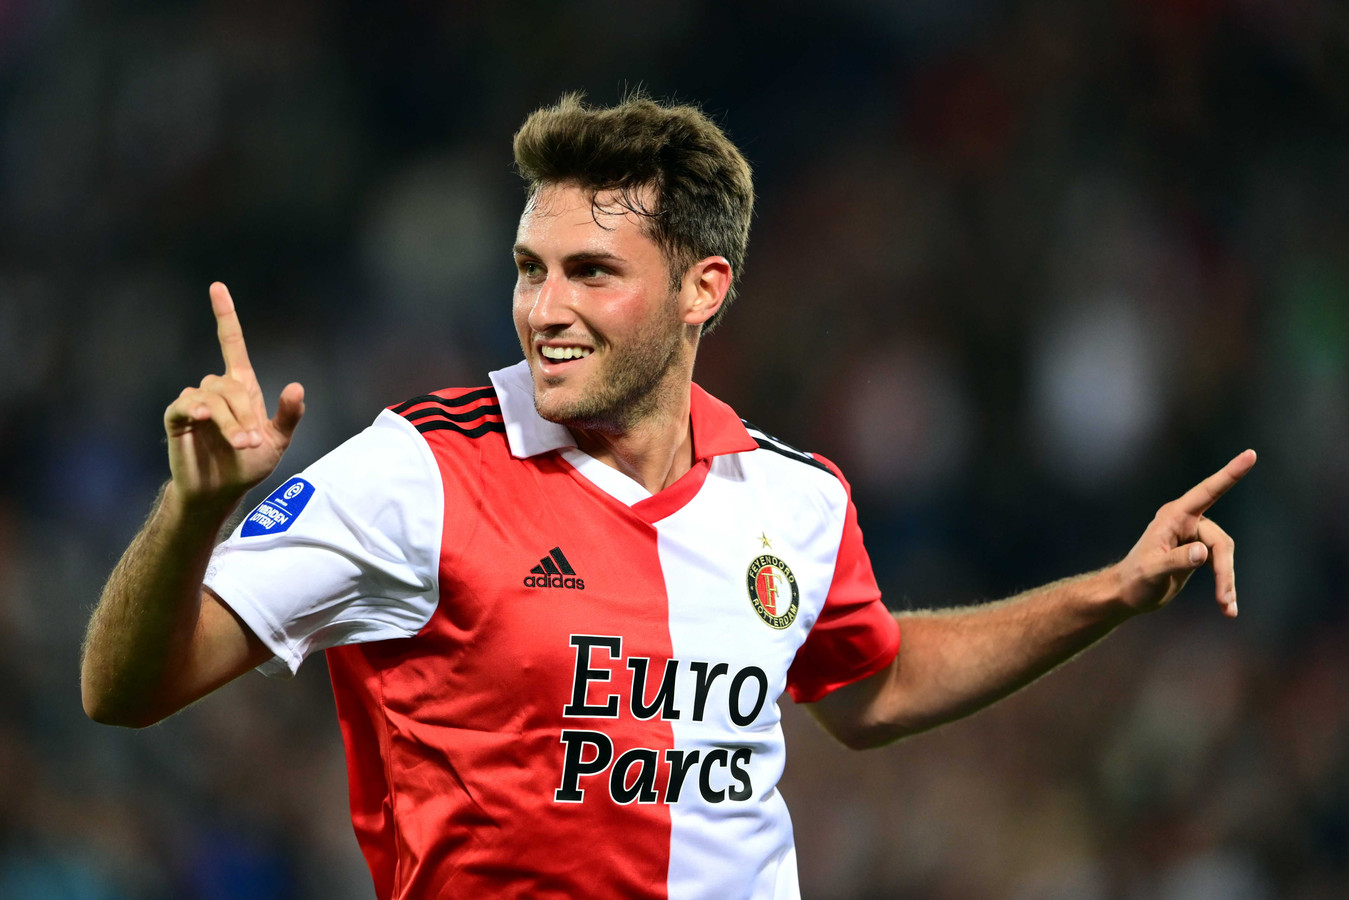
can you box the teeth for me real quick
[541,346,593,361]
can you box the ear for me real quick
[679,256,733,328]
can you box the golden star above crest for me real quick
[758,532,773,549]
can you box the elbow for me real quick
[835,730,876,752]
[80,686,127,727]
[833,699,934,749]
[81,678,164,729]
[840,731,885,751]
[81,701,119,726]
[845,729,906,752]
[831,717,910,751]
[83,699,162,729]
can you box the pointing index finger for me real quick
[210,282,254,378]
[1175,449,1257,516]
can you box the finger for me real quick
[166,387,213,430]
[171,388,253,449]
[1163,541,1208,574]
[199,374,263,444]
[210,282,255,380]
[1174,449,1257,517]
[272,382,305,438]
[1197,517,1238,618]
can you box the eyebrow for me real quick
[513,244,625,265]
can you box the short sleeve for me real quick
[204,410,445,677]
[785,458,900,703]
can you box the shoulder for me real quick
[734,420,857,522]
[386,386,505,441]
[739,420,842,480]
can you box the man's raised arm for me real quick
[809,450,1256,750]
[81,283,305,727]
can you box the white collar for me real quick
[488,360,577,459]
[487,358,758,465]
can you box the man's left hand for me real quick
[1113,449,1257,618]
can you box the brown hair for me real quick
[513,92,754,334]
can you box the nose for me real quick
[526,272,575,334]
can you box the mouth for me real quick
[536,342,594,373]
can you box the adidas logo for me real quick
[523,547,585,590]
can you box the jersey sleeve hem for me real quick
[207,568,433,678]
[786,605,900,705]
[204,570,305,678]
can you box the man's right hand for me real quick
[164,282,305,512]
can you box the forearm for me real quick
[869,568,1135,742]
[812,452,1253,750]
[81,482,237,726]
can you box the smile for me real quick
[541,346,593,361]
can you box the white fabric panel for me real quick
[489,361,575,459]
[560,447,654,504]
[204,409,444,676]
[657,451,846,899]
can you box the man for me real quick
[82,94,1254,899]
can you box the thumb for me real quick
[1167,541,1208,572]
[273,382,306,437]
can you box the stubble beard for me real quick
[533,302,686,435]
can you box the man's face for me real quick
[512,183,689,433]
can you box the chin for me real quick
[533,391,629,434]
[533,396,571,424]
[531,387,584,425]
[531,367,595,421]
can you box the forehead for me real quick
[515,183,660,257]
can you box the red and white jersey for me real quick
[205,361,900,900]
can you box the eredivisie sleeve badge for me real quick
[746,555,800,628]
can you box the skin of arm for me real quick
[810,569,1132,749]
[81,283,304,727]
[809,450,1256,750]
[81,483,270,726]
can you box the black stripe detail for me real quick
[751,438,832,473]
[549,547,575,575]
[741,420,833,475]
[414,420,506,438]
[530,564,546,575]
[391,386,498,415]
[539,556,561,576]
[405,404,502,424]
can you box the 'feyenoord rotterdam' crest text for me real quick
[746,554,799,628]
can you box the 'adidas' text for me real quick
[524,574,585,590]
[524,547,585,590]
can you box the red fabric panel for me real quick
[785,456,900,704]
[328,387,677,899]
[327,644,399,900]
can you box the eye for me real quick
[519,260,542,278]
[580,264,607,279]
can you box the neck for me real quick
[570,384,695,495]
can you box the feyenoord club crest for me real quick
[746,554,799,629]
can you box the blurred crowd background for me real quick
[1,0,1346,897]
